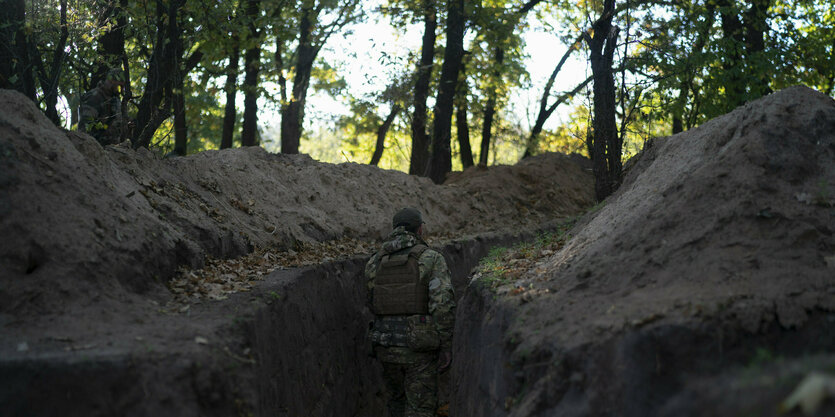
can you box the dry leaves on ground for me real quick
[168,237,378,302]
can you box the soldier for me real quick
[366,207,455,417]
[78,68,128,145]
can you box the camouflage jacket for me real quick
[78,85,123,144]
[366,227,455,351]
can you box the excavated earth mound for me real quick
[0,89,594,415]
[454,86,835,417]
[0,85,592,329]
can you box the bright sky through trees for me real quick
[258,3,588,155]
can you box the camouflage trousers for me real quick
[375,346,438,417]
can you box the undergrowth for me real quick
[474,218,576,291]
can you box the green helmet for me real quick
[392,207,424,230]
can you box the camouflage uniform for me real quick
[366,226,455,417]
[78,71,126,146]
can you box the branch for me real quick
[538,33,585,116]
[517,0,545,15]
[543,75,594,118]
[184,47,204,73]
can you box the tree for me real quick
[426,0,465,184]
[585,0,620,201]
[132,0,188,149]
[221,39,241,149]
[278,0,362,154]
[475,0,544,166]
[369,104,402,166]
[0,0,35,100]
[409,0,438,175]
[455,59,474,169]
[241,0,262,147]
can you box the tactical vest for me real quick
[372,244,429,315]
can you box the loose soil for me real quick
[454,86,835,417]
[0,85,592,353]
[2,85,834,417]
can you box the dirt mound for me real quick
[455,86,835,416]
[0,87,593,326]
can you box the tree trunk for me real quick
[409,0,437,175]
[742,0,772,98]
[94,0,129,101]
[0,0,35,100]
[0,2,17,89]
[172,63,187,155]
[241,45,260,147]
[717,0,745,110]
[221,41,240,149]
[426,0,465,184]
[672,2,715,134]
[30,0,68,124]
[132,0,184,148]
[478,92,494,167]
[241,0,261,147]
[369,104,401,166]
[281,4,318,154]
[456,89,473,169]
[586,0,620,202]
[479,46,503,166]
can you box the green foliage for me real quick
[11,0,835,165]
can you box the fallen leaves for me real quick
[168,237,378,302]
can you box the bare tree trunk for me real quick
[369,104,401,166]
[281,4,320,154]
[241,44,260,147]
[410,0,437,175]
[742,0,772,98]
[172,65,187,155]
[0,3,17,89]
[31,0,68,124]
[426,0,465,184]
[0,0,35,99]
[478,46,503,167]
[672,2,715,134]
[133,0,185,149]
[716,0,745,110]
[241,0,261,147]
[586,0,620,202]
[221,40,239,149]
[456,89,473,169]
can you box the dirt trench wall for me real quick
[450,86,835,417]
[248,231,543,416]
[452,286,835,417]
[1,230,527,417]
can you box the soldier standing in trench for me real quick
[366,207,455,417]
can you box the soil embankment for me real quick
[0,88,594,415]
[453,86,835,417]
[2,86,834,416]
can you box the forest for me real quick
[1,0,834,200]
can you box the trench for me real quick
[5,228,835,417]
[247,231,534,416]
[0,230,534,417]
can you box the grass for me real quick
[475,218,576,292]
